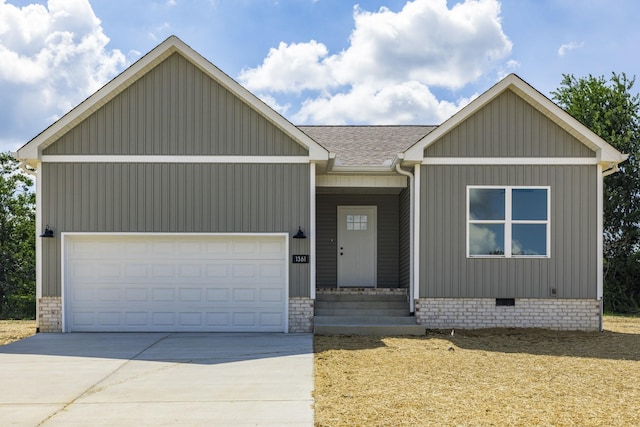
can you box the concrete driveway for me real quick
[0,333,314,426]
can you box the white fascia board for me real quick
[403,74,626,165]
[167,38,328,162]
[16,36,329,163]
[328,165,399,174]
[41,155,310,164]
[403,76,516,161]
[507,83,626,163]
[422,157,599,165]
[17,37,179,162]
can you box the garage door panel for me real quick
[179,288,202,302]
[125,312,147,326]
[125,288,148,301]
[65,235,287,332]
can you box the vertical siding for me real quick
[420,165,597,299]
[398,188,410,288]
[425,90,595,158]
[316,193,400,288]
[41,163,311,297]
[43,53,308,157]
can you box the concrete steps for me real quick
[313,291,426,336]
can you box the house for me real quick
[15,36,626,333]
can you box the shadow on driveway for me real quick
[0,332,312,365]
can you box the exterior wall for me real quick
[43,53,308,157]
[288,297,314,333]
[39,297,62,332]
[420,165,597,299]
[316,193,400,288]
[41,162,311,297]
[415,298,600,331]
[398,187,410,288]
[424,90,595,158]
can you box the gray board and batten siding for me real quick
[424,89,595,158]
[316,194,405,288]
[42,163,311,298]
[43,52,308,157]
[420,164,597,299]
[40,51,313,299]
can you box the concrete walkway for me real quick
[0,333,314,426]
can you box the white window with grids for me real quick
[346,214,368,231]
[467,186,550,258]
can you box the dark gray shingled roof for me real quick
[298,125,437,167]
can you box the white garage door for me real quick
[64,234,288,332]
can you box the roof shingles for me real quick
[298,125,436,167]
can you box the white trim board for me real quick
[403,74,626,165]
[423,157,599,165]
[17,36,329,163]
[316,174,407,188]
[41,155,310,164]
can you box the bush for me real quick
[0,294,36,320]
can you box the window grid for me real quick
[467,186,550,258]
[346,214,368,231]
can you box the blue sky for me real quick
[2,0,639,152]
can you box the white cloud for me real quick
[0,0,126,152]
[239,0,512,124]
[257,93,291,116]
[293,81,471,125]
[558,41,584,56]
[240,40,335,93]
[469,224,501,255]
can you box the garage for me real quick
[63,234,288,332]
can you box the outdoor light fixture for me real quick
[293,226,306,239]
[40,226,54,238]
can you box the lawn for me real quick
[0,320,36,346]
[3,318,638,426]
[314,316,640,427]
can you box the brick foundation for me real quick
[288,297,314,333]
[38,297,62,332]
[415,298,601,331]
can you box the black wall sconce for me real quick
[293,226,307,239]
[40,225,54,238]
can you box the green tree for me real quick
[0,152,36,319]
[552,73,640,313]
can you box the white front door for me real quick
[337,206,377,287]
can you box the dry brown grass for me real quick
[314,316,640,427]
[0,319,36,346]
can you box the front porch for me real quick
[313,288,425,336]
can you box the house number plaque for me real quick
[292,255,310,263]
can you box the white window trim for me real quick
[466,185,551,258]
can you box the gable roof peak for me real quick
[16,35,328,164]
[403,73,626,166]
